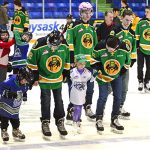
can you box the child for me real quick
[0,66,34,142]
[69,54,94,133]
[11,30,32,102]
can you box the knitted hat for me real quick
[14,0,22,6]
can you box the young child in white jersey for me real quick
[70,54,94,133]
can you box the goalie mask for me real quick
[17,67,34,85]
[0,30,9,42]
[21,32,33,43]
[47,30,63,48]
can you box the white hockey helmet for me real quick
[79,2,93,16]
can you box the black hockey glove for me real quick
[130,59,136,67]
[120,67,127,76]
[2,89,17,99]
[7,62,13,73]
[62,69,70,83]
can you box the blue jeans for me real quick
[121,70,129,107]
[40,88,65,122]
[96,75,122,119]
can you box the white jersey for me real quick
[70,68,93,105]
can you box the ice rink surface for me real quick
[1,52,150,149]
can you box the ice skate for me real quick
[138,82,143,92]
[1,129,9,142]
[85,105,96,121]
[110,116,124,134]
[96,116,104,134]
[56,118,68,139]
[145,82,150,93]
[41,120,52,139]
[73,121,82,134]
[66,107,73,125]
[12,128,25,141]
[119,108,130,120]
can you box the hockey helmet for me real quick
[47,30,62,47]
[79,2,93,16]
[18,67,34,84]
[0,29,9,42]
[21,32,33,43]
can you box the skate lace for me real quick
[58,120,66,131]
[13,129,23,137]
[86,108,94,117]
[146,83,150,89]
[96,120,103,127]
[139,83,143,88]
[43,122,50,133]
[114,119,121,126]
[2,130,9,138]
[120,108,128,114]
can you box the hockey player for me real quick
[11,31,32,102]
[11,0,29,33]
[0,30,15,128]
[135,6,150,93]
[0,67,34,142]
[62,14,74,35]
[91,36,131,134]
[110,10,136,119]
[66,2,98,122]
[27,30,70,138]
[70,54,94,133]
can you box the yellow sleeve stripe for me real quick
[130,53,137,59]
[27,64,38,70]
[135,35,140,40]
[69,44,74,51]
[64,63,70,70]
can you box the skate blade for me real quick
[13,137,25,142]
[97,130,103,135]
[66,120,73,125]
[145,89,150,93]
[3,140,9,144]
[86,116,96,122]
[111,128,123,134]
[42,135,51,141]
[59,134,66,139]
[119,115,130,120]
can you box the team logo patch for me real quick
[42,50,48,55]
[123,39,132,51]
[14,16,21,25]
[104,59,120,76]
[143,29,150,41]
[46,55,62,73]
[81,33,93,49]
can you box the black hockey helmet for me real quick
[21,32,33,43]
[47,30,62,47]
[106,35,120,49]
[18,67,34,84]
[0,29,9,42]
[66,14,73,19]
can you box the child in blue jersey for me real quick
[11,31,32,102]
[0,67,34,142]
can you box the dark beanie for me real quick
[14,0,22,6]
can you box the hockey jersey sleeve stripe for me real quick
[124,64,130,69]
[130,53,137,59]
[140,44,150,50]
[27,64,38,70]
[39,75,63,83]
[135,35,140,40]
[64,63,70,70]
[24,23,29,28]
[13,27,24,33]
[96,74,114,82]
[69,44,74,51]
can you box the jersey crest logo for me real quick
[74,81,86,91]
[46,55,62,73]
[143,29,150,41]
[123,39,132,51]
[14,16,21,25]
[14,48,22,57]
[104,59,120,76]
[81,33,93,49]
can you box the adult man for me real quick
[11,0,29,33]
[66,2,98,122]
[110,10,136,119]
[136,6,150,93]
[113,8,121,26]
[27,30,70,137]
[91,36,131,134]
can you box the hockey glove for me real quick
[130,59,136,67]
[2,89,17,99]
[7,62,13,73]
[120,67,127,76]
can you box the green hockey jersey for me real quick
[110,24,137,60]
[135,19,150,55]
[66,21,98,67]
[91,43,131,85]
[27,37,70,89]
[13,8,29,33]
